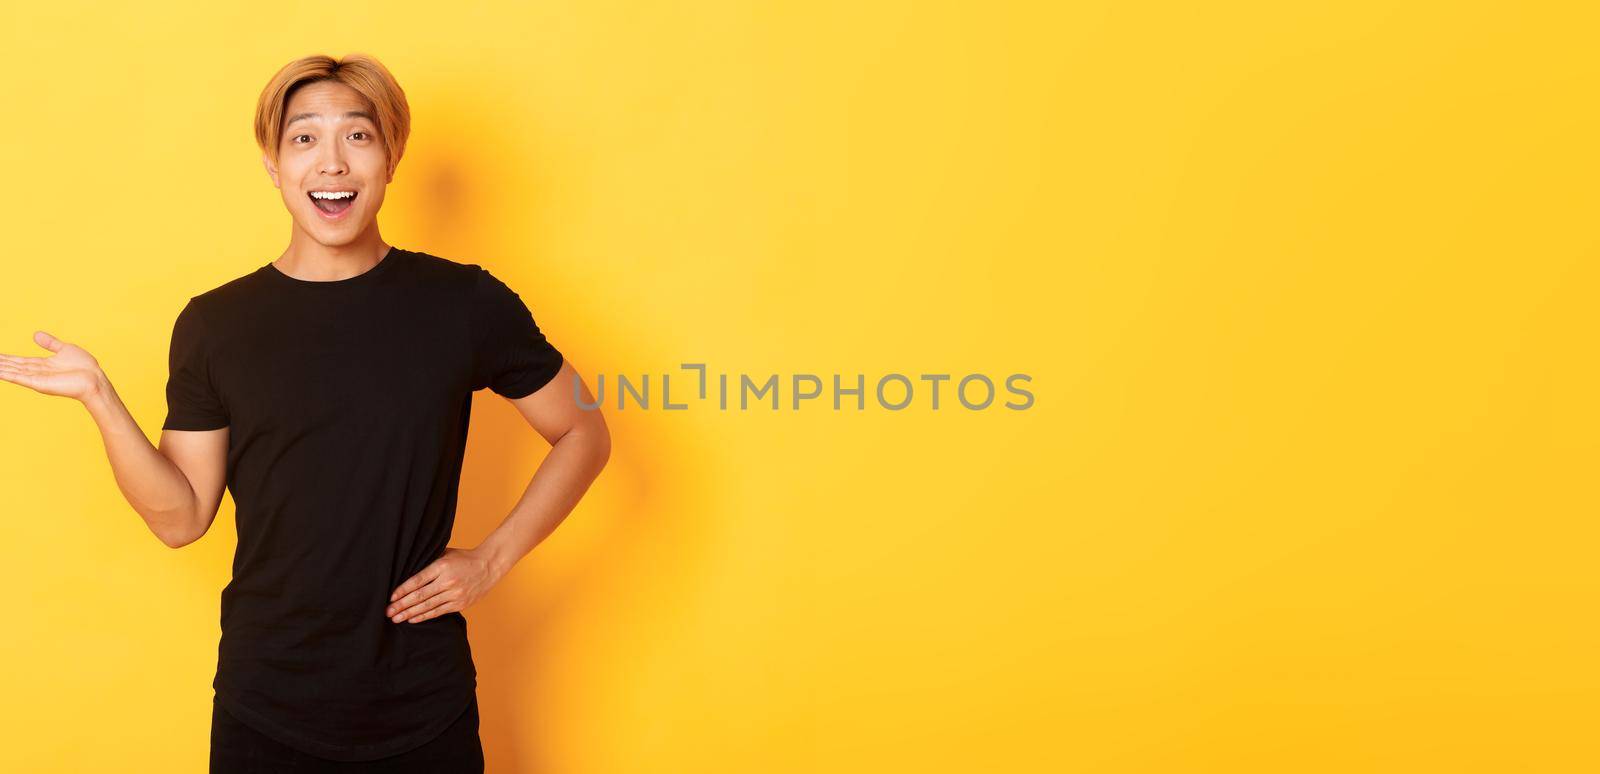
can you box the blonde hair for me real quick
[254,53,411,178]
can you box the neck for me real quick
[276,227,391,282]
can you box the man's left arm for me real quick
[386,360,610,623]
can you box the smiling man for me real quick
[0,53,611,772]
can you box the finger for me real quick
[393,591,445,622]
[389,564,444,603]
[408,602,458,623]
[33,331,63,353]
[393,575,461,621]
[389,579,448,619]
[0,365,41,391]
[401,591,459,623]
[0,360,41,378]
[0,353,46,367]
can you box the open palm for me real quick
[0,331,103,400]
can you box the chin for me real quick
[301,217,369,243]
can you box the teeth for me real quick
[310,191,356,199]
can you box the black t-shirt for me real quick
[162,246,563,761]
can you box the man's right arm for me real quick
[83,371,227,548]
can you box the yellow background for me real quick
[2,1,1596,771]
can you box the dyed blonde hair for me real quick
[254,53,411,179]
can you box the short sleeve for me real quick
[162,299,229,430]
[470,267,565,398]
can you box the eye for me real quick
[291,134,311,144]
[351,131,369,141]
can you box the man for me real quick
[0,53,611,771]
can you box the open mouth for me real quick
[308,190,358,219]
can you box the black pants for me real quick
[210,695,485,773]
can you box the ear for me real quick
[262,153,280,189]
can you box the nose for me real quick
[318,144,348,176]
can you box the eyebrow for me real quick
[285,110,376,127]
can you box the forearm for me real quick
[476,425,610,578]
[81,372,203,546]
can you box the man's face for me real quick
[262,81,390,245]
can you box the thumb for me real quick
[33,331,64,353]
